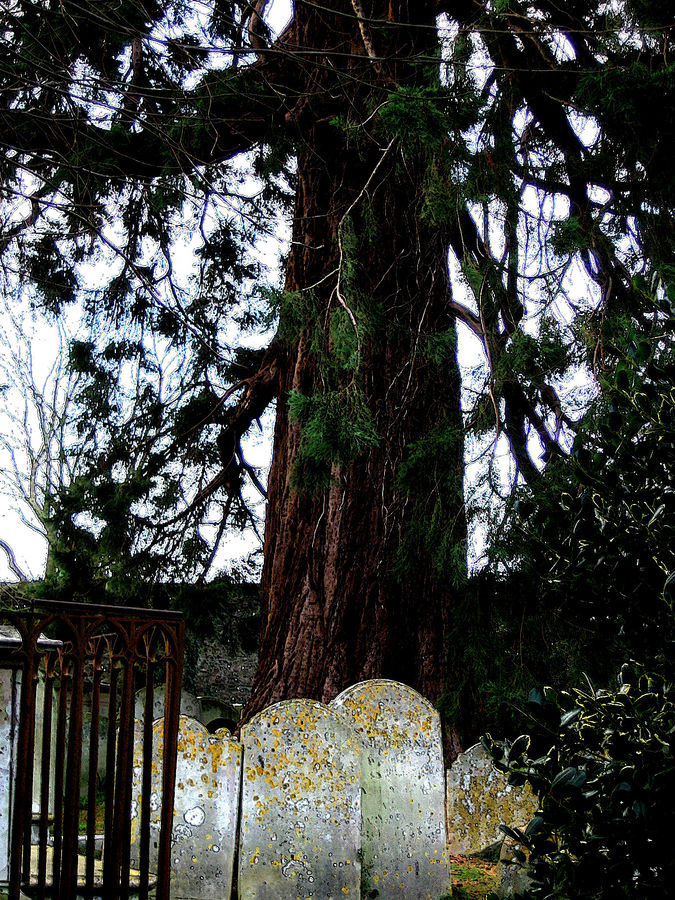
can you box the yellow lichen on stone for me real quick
[446,742,537,855]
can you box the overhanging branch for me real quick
[448,298,482,338]
[0,539,28,582]
[162,345,282,524]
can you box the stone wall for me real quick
[194,641,258,708]
[193,586,259,707]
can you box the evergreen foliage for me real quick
[288,387,380,493]
[479,313,675,692]
[483,662,675,899]
[0,0,674,723]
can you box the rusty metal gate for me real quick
[2,599,185,899]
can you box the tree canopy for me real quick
[1,0,673,727]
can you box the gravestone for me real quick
[238,699,361,900]
[0,627,22,889]
[134,688,201,723]
[446,743,537,855]
[331,679,450,900]
[130,715,241,900]
[0,626,62,888]
[32,662,61,842]
[498,838,533,898]
[79,681,110,795]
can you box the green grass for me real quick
[78,786,107,834]
[450,856,500,899]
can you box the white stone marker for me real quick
[446,742,537,856]
[238,699,361,900]
[0,628,21,889]
[0,626,61,887]
[130,715,242,900]
[331,679,451,900]
[134,688,202,723]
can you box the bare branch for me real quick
[0,539,28,582]
[448,299,483,338]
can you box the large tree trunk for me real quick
[246,1,466,724]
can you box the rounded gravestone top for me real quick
[331,677,439,750]
[0,624,62,651]
[239,698,361,900]
[331,679,450,899]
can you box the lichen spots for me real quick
[239,699,361,898]
[331,680,451,900]
[446,742,537,855]
[131,715,241,899]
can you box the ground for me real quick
[451,853,501,898]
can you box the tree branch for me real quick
[0,40,295,186]
[448,299,483,338]
[0,539,28,582]
[162,345,282,524]
[246,0,272,51]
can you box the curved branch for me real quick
[247,0,272,52]
[0,539,28,582]
[162,345,282,524]
[503,379,567,487]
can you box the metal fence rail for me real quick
[2,599,185,900]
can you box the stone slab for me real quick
[498,837,533,898]
[331,679,451,899]
[238,699,361,900]
[134,688,201,723]
[130,715,241,900]
[0,666,20,884]
[446,742,537,855]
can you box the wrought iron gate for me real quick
[1,599,185,899]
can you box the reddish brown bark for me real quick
[245,2,467,719]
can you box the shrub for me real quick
[482,663,675,898]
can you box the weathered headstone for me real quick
[32,662,60,840]
[238,699,361,900]
[331,679,451,900]
[79,681,110,795]
[130,715,242,900]
[0,627,22,889]
[0,627,63,888]
[498,837,533,898]
[446,743,537,855]
[134,688,202,723]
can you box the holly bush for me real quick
[482,663,675,899]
